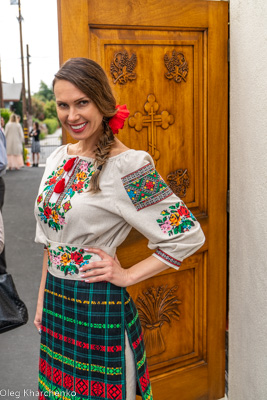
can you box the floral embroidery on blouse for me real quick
[47,245,92,276]
[121,163,173,211]
[37,159,94,232]
[157,201,196,235]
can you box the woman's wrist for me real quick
[125,255,169,287]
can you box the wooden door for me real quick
[57,1,228,399]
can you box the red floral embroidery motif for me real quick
[48,176,57,185]
[71,181,84,191]
[91,381,105,397]
[71,251,84,264]
[107,383,122,399]
[63,373,74,390]
[43,206,52,218]
[37,194,43,205]
[63,200,72,212]
[52,368,62,385]
[37,159,94,232]
[75,378,89,395]
[47,245,92,276]
[157,201,196,235]
[144,181,155,190]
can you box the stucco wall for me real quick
[229,0,267,399]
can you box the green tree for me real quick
[44,100,57,119]
[31,96,45,120]
[35,81,54,102]
[10,100,22,121]
[0,108,11,125]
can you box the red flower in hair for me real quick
[108,104,130,134]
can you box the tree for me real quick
[0,108,11,125]
[44,100,57,120]
[34,81,54,102]
[31,96,45,120]
[10,99,22,121]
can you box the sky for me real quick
[0,0,59,94]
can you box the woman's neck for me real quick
[68,137,129,158]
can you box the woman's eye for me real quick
[79,100,89,106]
[57,103,68,109]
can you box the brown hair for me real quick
[53,57,117,192]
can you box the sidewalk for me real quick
[0,166,45,398]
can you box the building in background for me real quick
[2,82,22,110]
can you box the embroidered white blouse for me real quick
[35,145,205,280]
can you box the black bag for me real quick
[0,273,28,333]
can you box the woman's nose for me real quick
[67,107,79,122]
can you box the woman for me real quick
[29,121,41,167]
[5,114,24,170]
[34,58,205,400]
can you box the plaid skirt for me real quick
[38,272,153,400]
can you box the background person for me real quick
[1,117,5,133]
[5,114,24,170]
[29,121,41,167]
[34,58,205,400]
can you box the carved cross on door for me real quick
[128,94,174,165]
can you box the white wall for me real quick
[229,0,267,399]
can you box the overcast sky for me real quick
[0,0,59,94]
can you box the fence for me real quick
[26,129,62,166]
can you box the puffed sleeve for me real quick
[114,150,205,269]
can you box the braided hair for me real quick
[53,58,117,193]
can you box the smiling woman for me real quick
[33,57,205,400]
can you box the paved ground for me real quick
[0,166,45,399]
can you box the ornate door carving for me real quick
[57,1,228,399]
[128,94,174,165]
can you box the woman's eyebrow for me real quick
[74,97,89,103]
[56,97,89,104]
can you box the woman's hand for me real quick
[34,303,43,333]
[80,248,130,287]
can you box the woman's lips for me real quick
[69,122,88,133]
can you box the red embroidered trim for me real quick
[155,249,181,267]
[132,331,144,349]
[41,326,122,352]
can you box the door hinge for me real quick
[227,190,230,213]
[228,39,230,63]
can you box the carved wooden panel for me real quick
[136,285,181,357]
[110,51,137,85]
[90,28,207,217]
[164,50,189,83]
[128,253,206,373]
[128,94,174,165]
[167,168,190,198]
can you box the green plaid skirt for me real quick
[38,272,153,400]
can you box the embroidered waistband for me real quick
[46,241,116,280]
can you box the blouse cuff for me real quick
[152,248,181,270]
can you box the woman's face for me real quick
[54,79,103,143]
